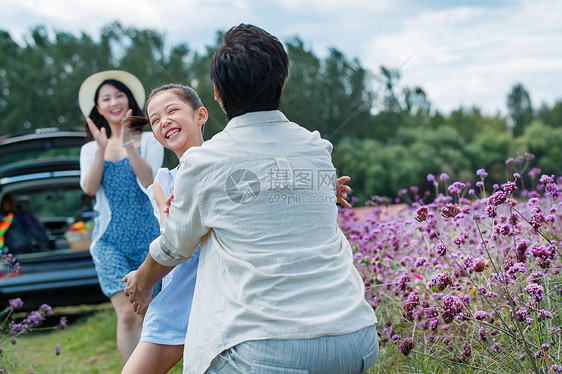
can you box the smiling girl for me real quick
[121,84,206,374]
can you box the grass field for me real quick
[5,303,408,373]
[4,303,182,374]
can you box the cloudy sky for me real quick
[2,0,561,115]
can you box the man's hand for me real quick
[336,176,352,208]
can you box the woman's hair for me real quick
[85,79,144,141]
[123,84,205,134]
[210,24,289,121]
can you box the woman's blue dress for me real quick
[92,156,160,298]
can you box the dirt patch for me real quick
[341,204,409,222]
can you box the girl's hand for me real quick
[163,193,174,215]
[336,176,352,208]
[123,270,153,315]
[86,117,108,149]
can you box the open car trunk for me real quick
[0,128,105,310]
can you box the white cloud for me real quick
[361,0,562,114]
[1,0,560,114]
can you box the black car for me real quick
[0,128,106,310]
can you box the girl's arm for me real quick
[153,181,168,224]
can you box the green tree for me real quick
[515,121,562,176]
[536,100,562,128]
[283,41,376,143]
[507,83,533,136]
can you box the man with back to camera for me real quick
[124,23,378,373]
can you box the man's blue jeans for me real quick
[206,324,379,373]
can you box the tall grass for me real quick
[4,303,183,373]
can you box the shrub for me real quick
[342,156,561,373]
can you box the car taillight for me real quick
[0,271,22,278]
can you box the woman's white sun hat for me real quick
[78,70,145,117]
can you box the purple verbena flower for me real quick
[529,212,546,230]
[515,307,528,322]
[39,304,53,316]
[531,244,556,260]
[538,309,553,320]
[428,272,452,292]
[498,224,510,236]
[10,323,29,335]
[506,262,526,279]
[540,174,555,184]
[414,206,428,222]
[545,182,559,199]
[398,338,415,356]
[25,311,45,327]
[472,258,487,273]
[488,190,507,206]
[525,283,544,302]
[9,298,23,309]
[502,181,518,195]
[491,343,503,352]
[515,241,528,263]
[429,318,439,331]
[485,205,497,218]
[435,244,447,256]
[479,327,487,341]
[441,203,461,219]
[474,311,487,320]
[528,167,542,178]
[414,257,427,267]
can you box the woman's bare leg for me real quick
[121,342,184,374]
[111,291,143,363]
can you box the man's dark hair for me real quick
[85,79,144,141]
[210,24,289,121]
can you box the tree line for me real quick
[1,22,560,202]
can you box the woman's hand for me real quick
[86,117,108,149]
[123,270,153,315]
[336,176,352,208]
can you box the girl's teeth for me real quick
[167,130,180,138]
